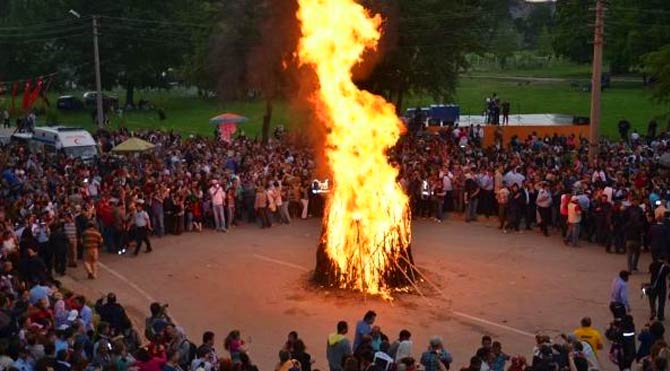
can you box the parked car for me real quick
[82,91,119,109]
[57,95,85,111]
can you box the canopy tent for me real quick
[209,113,248,125]
[111,137,156,153]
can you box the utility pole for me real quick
[92,15,104,129]
[589,0,604,163]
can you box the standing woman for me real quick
[300,180,310,220]
[278,182,291,225]
[174,195,184,236]
[226,186,236,230]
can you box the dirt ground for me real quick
[62,218,651,371]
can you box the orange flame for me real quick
[297,0,411,297]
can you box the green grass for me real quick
[30,90,291,137]
[3,77,667,140]
[405,78,670,138]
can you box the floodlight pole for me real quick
[588,0,604,163]
[92,15,104,129]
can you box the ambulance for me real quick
[27,126,98,161]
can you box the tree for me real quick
[644,45,670,104]
[212,0,300,144]
[536,26,554,57]
[356,0,492,109]
[552,0,593,64]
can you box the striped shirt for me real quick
[81,228,103,250]
[64,222,77,241]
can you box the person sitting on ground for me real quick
[275,350,301,371]
[95,293,131,336]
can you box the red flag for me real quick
[27,77,43,109]
[10,82,19,115]
[40,76,54,106]
[21,79,32,111]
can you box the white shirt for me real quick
[441,173,453,191]
[395,340,413,362]
[133,210,150,227]
[209,185,225,206]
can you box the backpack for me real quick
[144,317,156,342]
[181,339,198,366]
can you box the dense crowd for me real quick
[1,114,670,371]
[396,124,670,270]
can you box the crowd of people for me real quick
[397,122,670,267]
[0,109,670,371]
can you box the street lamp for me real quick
[69,9,104,129]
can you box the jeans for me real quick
[151,206,164,236]
[279,203,291,224]
[465,198,478,222]
[226,206,235,229]
[134,226,152,254]
[300,199,309,219]
[257,207,271,228]
[626,240,641,271]
[498,204,508,229]
[538,206,551,236]
[213,204,226,231]
[434,197,445,221]
[565,222,580,246]
[650,288,667,320]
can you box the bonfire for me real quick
[297,0,416,299]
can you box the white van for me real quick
[29,126,98,161]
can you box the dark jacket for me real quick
[624,206,644,242]
[95,300,131,333]
[649,223,669,261]
[50,229,70,255]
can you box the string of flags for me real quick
[0,73,56,113]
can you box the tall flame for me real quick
[297,0,412,297]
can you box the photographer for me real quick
[145,302,172,343]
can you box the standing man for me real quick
[50,222,70,277]
[2,109,9,128]
[63,213,78,268]
[478,169,494,218]
[464,169,480,223]
[617,118,631,144]
[623,198,644,272]
[354,310,376,351]
[82,222,103,279]
[209,180,227,232]
[501,101,510,126]
[535,182,552,237]
[133,202,153,256]
[496,182,510,232]
[648,259,668,321]
[564,196,582,247]
[610,270,630,319]
[648,214,668,262]
[326,321,351,371]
